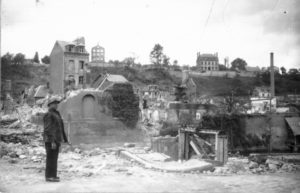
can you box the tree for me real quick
[33,52,40,63]
[173,60,178,66]
[13,53,25,65]
[280,66,287,75]
[150,44,164,66]
[230,58,247,71]
[122,57,135,67]
[162,55,170,67]
[1,52,14,66]
[288,68,299,75]
[219,64,227,71]
[41,55,50,64]
[174,85,188,102]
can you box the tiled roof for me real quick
[106,74,128,83]
[95,74,129,90]
[56,37,88,53]
[286,117,300,136]
[200,54,217,57]
[246,66,260,72]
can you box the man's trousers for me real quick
[45,142,60,178]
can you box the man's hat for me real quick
[47,96,62,106]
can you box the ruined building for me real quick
[196,52,219,71]
[49,37,89,95]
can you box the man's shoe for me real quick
[46,177,60,182]
[54,176,60,180]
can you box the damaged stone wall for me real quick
[199,113,300,152]
[58,89,143,146]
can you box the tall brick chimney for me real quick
[270,52,275,98]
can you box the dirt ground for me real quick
[0,148,300,193]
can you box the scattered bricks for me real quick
[86,148,104,157]
[16,148,24,156]
[206,170,212,174]
[0,146,8,158]
[8,152,18,158]
[124,143,136,148]
[19,155,27,159]
[251,168,260,174]
[266,159,283,167]
[258,164,267,172]
[213,167,224,174]
[8,158,18,164]
[84,165,95,169]
[144,147,151,152]
[83,172,93,177]
[114,168,129,172]
[31,156,42,162]
[74,148,81,154]
[2,155,9,160]
[281,163,297,172]
[249,161,259,169]
[268,163,278,171]
[248,154,267,164]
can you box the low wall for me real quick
[65,120,146,147]
[58,90,145,146]
[189,71,256,78]
[239,113,299,152]
[151,136,178,160]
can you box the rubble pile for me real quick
[0,142,45,162]
[0,104,46,160]
[212,155,300,175]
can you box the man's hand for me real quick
[51,142,57,150]
[64,140,72,145]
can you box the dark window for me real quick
[143,99,148,109]
[78,47,84,53]
[80,61,85,69]
[79,76,84,84]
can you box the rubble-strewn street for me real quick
[1,106,300,193]
[1,147,300,193]
[2,1,300,192]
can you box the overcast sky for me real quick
[2,0,300,69]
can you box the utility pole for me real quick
[270,52,275,98]
[268,52,275,154]
[0,0,2,105]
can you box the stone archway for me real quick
[82,94,95,119]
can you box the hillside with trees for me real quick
[1,52,49,99]
[2,51,300,100]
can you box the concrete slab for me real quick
[120,150,214,173]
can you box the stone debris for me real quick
[212,156,300,175]
[249,161,259,169]
[114,168,129,172]
[124,143,136,148]
[1,103,300,177]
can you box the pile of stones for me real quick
[212,156,299,175]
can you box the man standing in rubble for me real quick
[43,96,68,182]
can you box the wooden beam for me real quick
[193,134,212,146]
[190,140,201,156]
[178,129,185,161]
[184,132,190,160]
[215,133,218,161]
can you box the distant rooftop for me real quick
[199,53,217,57]
[56,37,88,53]
[106,74,128,83]
[246,66,260,72]
[92,44,105,49]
